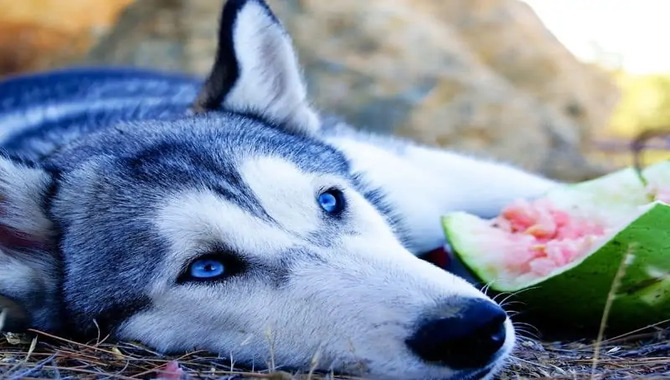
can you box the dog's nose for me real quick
[405,298,508,369]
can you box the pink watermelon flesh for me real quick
[478,178,670,285]
[494,198,607,279]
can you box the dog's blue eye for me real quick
[318,189,344,214]
[178,253,247,284]
[189,259,225,279]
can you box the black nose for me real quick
[406,298,508,369]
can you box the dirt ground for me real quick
[1,322,668,380]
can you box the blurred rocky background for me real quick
[0,0,665,181]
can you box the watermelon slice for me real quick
[442,161,670,331]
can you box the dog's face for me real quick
[0,1,515,379]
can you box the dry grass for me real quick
[501,324,670,379]
[0,323,668,379]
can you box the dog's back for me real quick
[0,68,201,160]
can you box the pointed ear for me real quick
[0,157,60,332]
[192,0,320,135]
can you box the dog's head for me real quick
[0,1,514,378]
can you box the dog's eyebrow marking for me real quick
[127,142,274,221]
[239,156,323,238]
[156,189,296,261]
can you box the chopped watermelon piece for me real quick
[442,161,670,331]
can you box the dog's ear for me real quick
[192,0,320,135]
[0,157,60,332]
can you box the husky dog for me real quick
[0,0,557,378]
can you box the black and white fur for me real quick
[0,1,557,379]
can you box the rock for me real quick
[266,0,618,180]
[0,0,132,76]
[84,0,222,75]
[13,0,621,180]
[422,0,619,138]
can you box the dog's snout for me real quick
[405,298,508,369]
